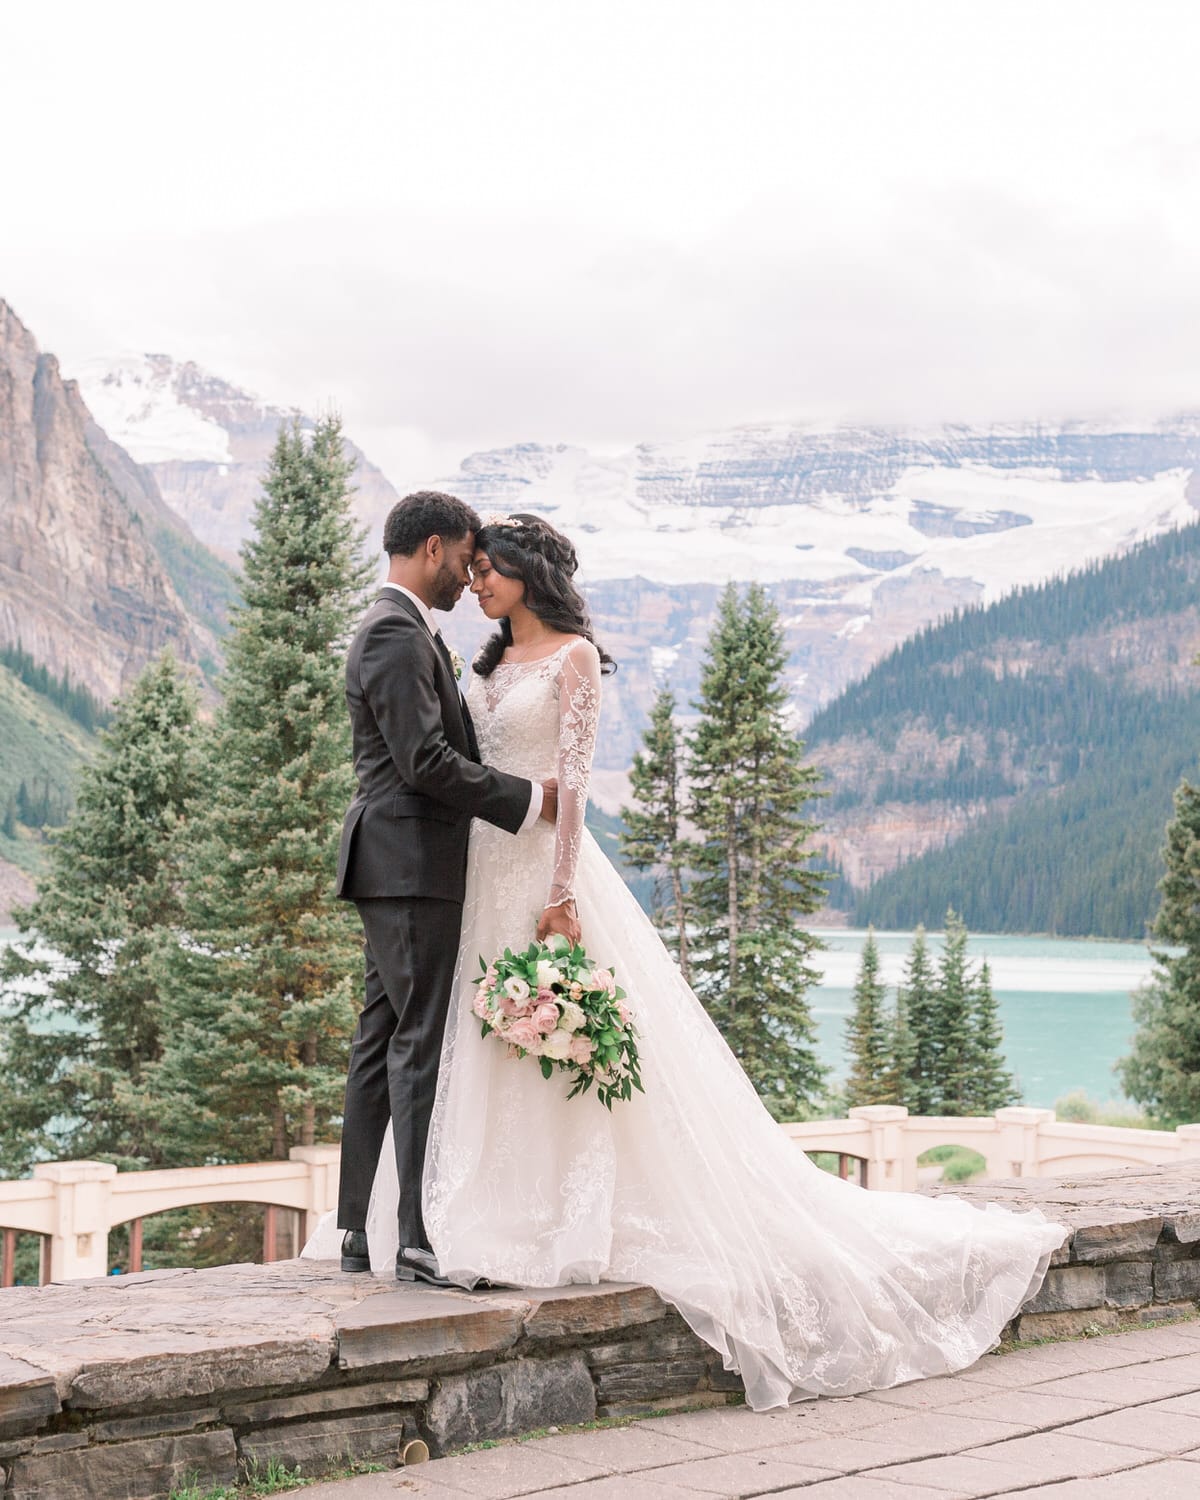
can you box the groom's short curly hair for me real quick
[383,491,482,557]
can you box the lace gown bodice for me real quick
[306,633,1066,1411]
[469,639,600,909]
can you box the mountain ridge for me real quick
[0,302,222,706]
[804,522,1200,936]
[73,353,402,562]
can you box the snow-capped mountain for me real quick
[67,350,1200,781]
[434,427,1200,775]
[72,354,401,561]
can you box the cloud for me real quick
[7,0,1200,485]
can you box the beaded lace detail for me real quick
[471,638,600,908]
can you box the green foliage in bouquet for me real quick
[474,936,643,1109]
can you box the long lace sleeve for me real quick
[547,638,602,908]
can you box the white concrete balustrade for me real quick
[3,1109,1200,1283]
[782,1104,1200,1190]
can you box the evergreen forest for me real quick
[806,521,1200,937]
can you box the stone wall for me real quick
[2,1161,1199,1498]
[0,1268,736,1499]
[923,1159,1200,1341]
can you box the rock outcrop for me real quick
[74,354,401,562]
[0,302,217,704]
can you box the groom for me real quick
[335,490,556,1285]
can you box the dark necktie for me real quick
[434,631,480,762]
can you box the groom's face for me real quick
[429,533,476,611]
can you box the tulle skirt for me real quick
[304,821,1065,1410]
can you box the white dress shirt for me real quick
[378,583,543,831]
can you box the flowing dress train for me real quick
[304,638,1066,1410]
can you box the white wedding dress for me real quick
[305,637,1066,1411]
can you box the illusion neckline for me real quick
[495,638,580,669]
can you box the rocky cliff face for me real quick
[73,354,401,560]
[0,302,217,702]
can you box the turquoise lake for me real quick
[1,926,1162,1112]
[811,929,1161,1108]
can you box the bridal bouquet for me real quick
[474,936,643,1108]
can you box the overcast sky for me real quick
[5,0,1200,482]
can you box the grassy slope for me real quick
[0,665,96,875]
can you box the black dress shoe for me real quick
[396,1246,458,1288]
[340,1229,371,1273]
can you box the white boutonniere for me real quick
[449,648,465,680]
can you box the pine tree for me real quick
[965,959,1019,1111]
[898,925,939,1113]
[934,909,975,1113]
[686,582,827,1119]
[619,685,691,981]
[882,982,917,1108]
[1119,777,1200,1123]
[0,653,201,1174]
[147,417,373,1164]
[844,929,892,1105]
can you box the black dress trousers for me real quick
[337,894,464,1250]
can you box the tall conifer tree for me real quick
[620,685,692,982]
[687,583,827,1119]
[898,926,939,1113]
[1120,777,1200,1123]
[965,959,1018,1111]
[0,653,200,1174]
[845,929,891,1105]
[935,909,975,1113]
[148,417,372,1163]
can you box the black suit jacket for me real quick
[336,590,532,902]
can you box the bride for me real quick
[306,511,1066,1412]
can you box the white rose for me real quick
[535,960,563,989]
[503,976,531,1002]
[540,1029,573,1061]
[557,1000,587,1033]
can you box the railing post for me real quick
[847,1105,910,1190]
[289,1144,341,1242]
[2,1228,15,1288]
[128,1218,144,1274]
[994,1106,1056,1178]
[263,1205,278,1263]
[32,1161,117,1281]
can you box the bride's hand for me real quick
[537,901,581,947]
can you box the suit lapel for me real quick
[379,590,479,762]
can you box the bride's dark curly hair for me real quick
[472,512,617,678]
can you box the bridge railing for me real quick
[5,1109,1200,1283]
[782,1104,1200,1191]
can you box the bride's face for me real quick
[470,551,526,619]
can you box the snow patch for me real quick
[71,354,233,465]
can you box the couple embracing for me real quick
[304,491,1066,1411]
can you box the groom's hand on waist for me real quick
[539,780,558,824]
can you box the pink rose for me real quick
[507,1016,541,1051]
[590,967,617,996]
[472,989,491,1020]
[533,1000,560,1036]
[567,1034,595,1066]
[617,1000,632,1027]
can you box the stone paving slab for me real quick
[292,1319,1200,1498]
[1014,1458,1200,1498]
[772,1477,974,1499]
[870,1451,1060,1497]
[1055,1402,1200,1452]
